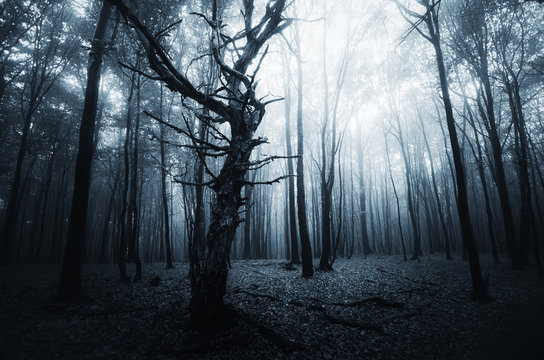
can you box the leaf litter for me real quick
[0,254,543,359]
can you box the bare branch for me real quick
[154,18,183,39]
[118,61,161,80]
[242,174,293,186]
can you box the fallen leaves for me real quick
[0,254,543,359]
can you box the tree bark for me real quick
[159,89,174,269]
[464,101,500,264]
[357,143,372,256]
[58,1,112,299]
[428,17,487,298]
[189,125,255,324]
[293,23,313,277]
[395,0,487,298]
[419,117,452,260]
[506,77,532,266]
[118,72,136,282]
[129,74,142,281]
[99,171,119,263]
[283,78,300,264]
[385,134,407,261]
[109,0,291,326]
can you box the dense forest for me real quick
[1,0,544,358]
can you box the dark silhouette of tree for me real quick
[292,18,314,278]
[58,1,113,299]
[281,55,300,264]
[159,87,174,269]
[395,0,488,299]
[108,0,292,325]
[1,3,74,264]
[447,0,522,269]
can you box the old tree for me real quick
[107,0,292,326]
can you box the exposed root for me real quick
[235,310,307,351]
[312,305,385,334]
[231,289,405,310]
[381,311,418,322]
[327,296,404,309]
[230,290,412,335]
[376,267,440,286]
[280,262,297,271]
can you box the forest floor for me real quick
[1,254,543,359]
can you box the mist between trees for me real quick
[0,0,543,325]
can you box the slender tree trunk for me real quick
[506,78,532,266]
[50,150,69,262]
[528,145,544,277]
[319,10,332,270]
[118,72,136,282]
[348,154,356,258]
[284,79,300,264]
[284,179,290,260]
[386,135,407,261]
[159,91,174,269]
[27,178,45,261]
[480,72,521,269]
[466,104,500,263]
[99,172,119,263]
[1,108,34,263]
[34,143,59,262]
[58,1,112,299]
[358,147,372,256]
[395,117,422,260]
[430,30,487,298]
[15,155,36,262]
[421,180,435,254]
[293,24,313,277]
[420,117,452,260]
[128,75,142,281]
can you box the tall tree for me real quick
[58,1,113,299]
[128,73,142,280]
[159,86,174,269]
[357,132,372,256]
[395,0,488,298]
[318,0,351,270]
[418,114,452,260]
[385,132,408,261]
[491,4,540,269]
[281,53,300,264]
[1,3,72,263]
[109,0,292,325]
[118,71,136,282]
[292,17,314,278]
[447,0,522,269]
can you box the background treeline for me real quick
[0,0,543,276]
